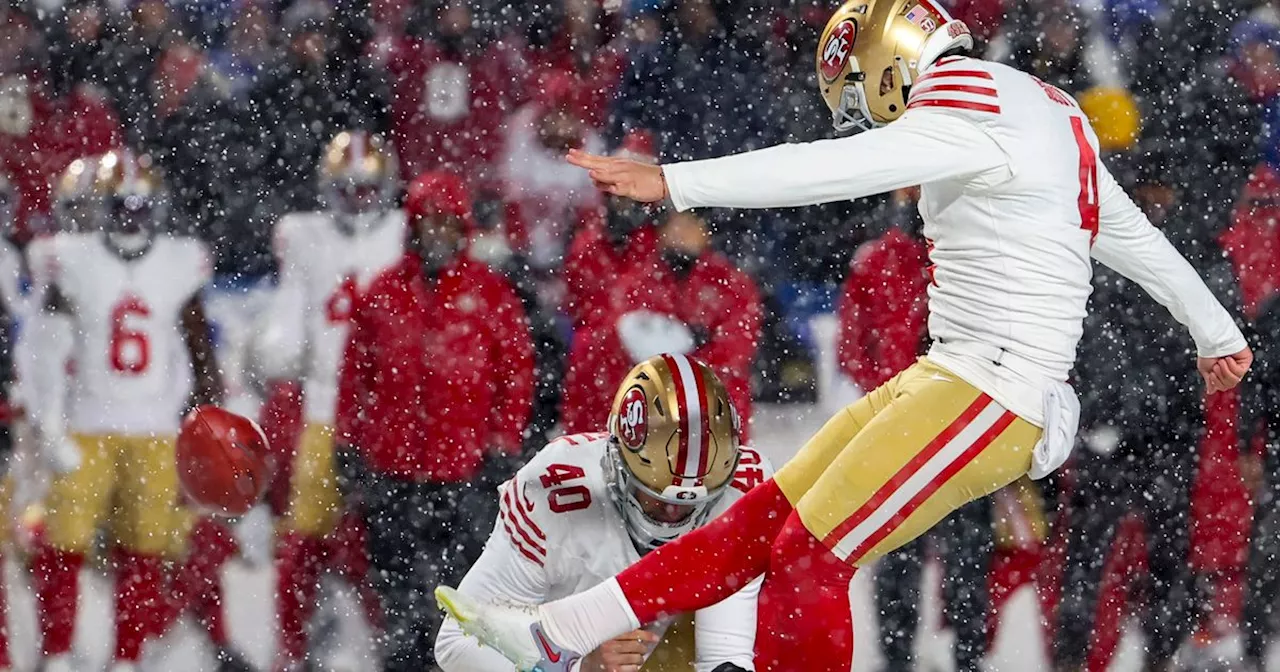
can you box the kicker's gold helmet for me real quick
[605,354,741,551]
[318,130,399,225]
[817,0,974,133]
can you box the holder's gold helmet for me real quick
[605,354,741,551]
[318,130,399,227]
[817,0,974,133]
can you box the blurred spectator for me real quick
[1077,87,1142,155]
[560,133,661,434]
[0,8,120,238]
[608,209,761,439]
[526,0,627,129]
[997,0,1121,94]
[132,42,275,275]
[500,69,603,272]
[610,0,773,161]
[335,171,533,671]
[1054,268,1203,672]
[1242,292,1280,672]
[102,0,178,131]
[249,0,387,212]
[208,2,279,97]
[1220,164,1280,320]
[835,187,929,395]
[384,0,527,184]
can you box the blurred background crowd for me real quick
[3,0,1280,670]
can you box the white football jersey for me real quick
[437,432,773,672]
[28,233,211,434]
[663,55,1245,427]
[261,211,405,424]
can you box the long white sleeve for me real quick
[435,520,551,672]
[256,223,309,379]
[663,110,1009,212]
[26,308,72,434]
[691,575,762,672]
[1090,164,1246,358]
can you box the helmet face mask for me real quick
[604,355,742,552]
[816,0,974,132]
[319,131,399,234]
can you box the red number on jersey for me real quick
[325,275,359,324]
[109,296,152,374]
[731,448,765,493]
[540,463,592,513]
[1070,117,1100,244]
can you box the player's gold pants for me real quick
[284,423,342,537]
[776,358,1042,566]
[46,434,180,555]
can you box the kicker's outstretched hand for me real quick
[567,149,668,203]
[1198,346,1253,394]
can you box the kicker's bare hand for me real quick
[1198,346,1253,394]
[567,149,667,203]
[579,629,660,672]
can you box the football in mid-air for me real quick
[176,405,273,517]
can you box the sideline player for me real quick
[27,149,224,671]
[437,1,1253,670]
[435,354,769,672]
[256,130,404,671]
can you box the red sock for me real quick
[277,532,325,663]
[185,518,238,647]
[617,479,792,624]
[115,550,165,661]
[328,513,382,631]
[31,544,82,656]
[754,513,855,672]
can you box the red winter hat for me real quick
[405,171,474,232]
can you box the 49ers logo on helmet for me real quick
[618,386,648,452]
[820,19,857,83]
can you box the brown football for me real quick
[176,405,273,517]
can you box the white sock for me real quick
[538,577,641,654]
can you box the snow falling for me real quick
[0,0,1277,670]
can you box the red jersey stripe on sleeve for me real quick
[911,83,998,98]
[906,98,1001,114]
[499,515,546,566]
[511,482,547,541]
[915,69,994,86]
[501,486,547,557]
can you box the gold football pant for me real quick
[46,434,180,555]
[284,423,342,537]
[775,358,1042,566]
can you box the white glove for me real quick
[616,310,695,363]
[37,421,81,474]
[1028,381,1080,480]
[1084,426,1121,457]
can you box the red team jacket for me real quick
[559,220,660,433]
[335,253,535,482]
[835,227,930,392]
[561,251,761,439]
[384,37,527,183]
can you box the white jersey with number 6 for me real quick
[29,233,211,435]
[436,432,773,672]
[260,211,405,424]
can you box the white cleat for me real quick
[435,586,583,672]
[107,662,139,672]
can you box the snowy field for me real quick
[0,400,1153,672]
[0,316,1262,672]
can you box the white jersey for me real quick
[663,55,1245,426]
[437,432,773,672]
[260,211,404,424]
[28,233,211,435]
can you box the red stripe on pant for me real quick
[822,394,992,548]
